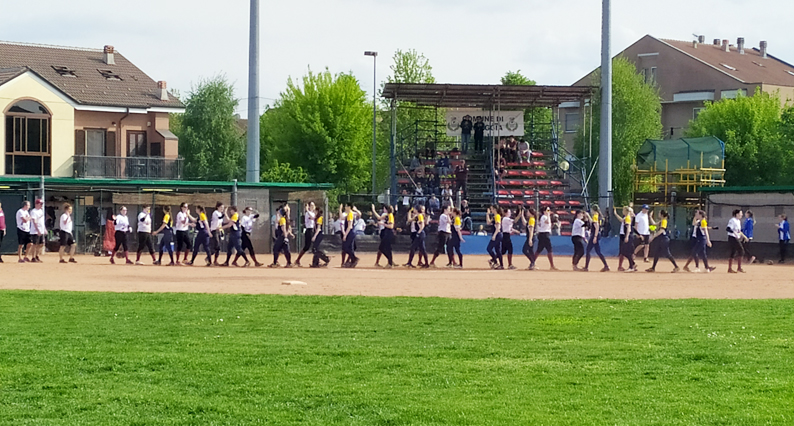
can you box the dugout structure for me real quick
[702,186,794,244]
[634,136,726,208]
[0,177,331,255]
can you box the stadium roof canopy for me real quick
[0,176,333,192]
[381,83,595,109]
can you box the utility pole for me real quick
[365,51,378,198]
[246,0,260,182]
[599,0,612,208]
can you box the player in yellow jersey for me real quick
[310,207,330,267]
[153,205,175,266]
[187,205,212,266]
[646,209,679,273]
[486,205,504,269]
[583,205,609,272]
[519,207,537,270]
[448,208,465,268]
[404,205,429,268]
[619,207,637,272]
[341,204,359,268]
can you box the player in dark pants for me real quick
[341,204,359,268]
[535,206,558,271]
[620,208,638,272]
[270,205,293,268]
[135,205,156,265]
[726,209,747,274]
[294,202,316,267]
[187,205,212,266]
[221,206,249,267]
[683,210,716,273]
[520,207,537,270]
[404,206,429,268]
[110,206,133,265]
[583,206,609,272]
[486,206,504,270]
[448,208,465,268]
[239,207,263,267]
[175,202,195,265]
[310,208,330,267]
[430,205,452,267]
[153,206,175,266]
[646,210,679,273]
[377,205,396,268]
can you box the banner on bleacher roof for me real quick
[445,109,524,137]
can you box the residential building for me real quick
[561,35,794,149]
[0,42,185,179]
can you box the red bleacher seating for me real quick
[534,170,548,177]
[524,190,534,196]
[557,210,571,216]
[498,200,510,206]
[554,200,566,206]
[552,190,565,196]
[538,190,550,196]
[560,221,571,227]
[550,180,563,186]
[497,189,508,196]
[510,190,523,197]
[536,180,549,186]
[507,170,521,177]
[531,152,544,158]
[531,161,546,167]
[511,200,523,206]
[569,200,583,206]
[520,170,534,177]
[540,200,552,207]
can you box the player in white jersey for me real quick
[16,201,32,263]
[28,199,46,262]
[135,204,157,265]
[210,202,226,266]
[294,202,316,267]
[727,209,748,273]
[240,207,264,267]
[430,205,452,267]
[500,208,519,270]
[175,202,196,265]
[110,206,133,264]
[58,203,77,264]
[571,210,587,271]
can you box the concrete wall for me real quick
[707,192,794,243]
[0,73,75,176]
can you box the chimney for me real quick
[713,38,720,46]
[698,35,705,44]
[157,81,168,101]
[693,40,698,49]
[103,45,115,65]
[722,39,730,52]
[737,37,745,54]
[760,41,768,58]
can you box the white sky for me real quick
[2,0,792,116]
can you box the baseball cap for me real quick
[35,198,43,205]
[642,204,649,210]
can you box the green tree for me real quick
[376,49,443,193]
[500,70,553,148]
[686,90,794,186]
[261,68,371,193]
[576,57,663,205]
[172,76,245,181]
[260,160,308,183]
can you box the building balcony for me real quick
[73,155,183,180]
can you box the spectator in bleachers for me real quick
[426,171,438,196]
[551,214,561,236]
[461,200,472,231]
[413,183,425,208]
[415,165,425,180]
[506,138,518,163]
[435,156,444,176]
[441,184,453,208]
[410,154,421,172]
[474,225,487,236]
[455,162,468,197]
[428,195,440,218]
[518,139,531,163]
[439,154,451,177]
[423,136,435,159]
[460,115,473,153]
[473,117,485,151]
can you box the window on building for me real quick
[4,100,51,175]
[693,108,705,120]
[98,69,122,81]
[649,67,657,85]
[128,131,147,157]
[564,113,580,133]
[51,66,77,77]
[639,68,646,82]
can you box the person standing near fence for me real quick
[777,214,790,264]
[742,210,756,264]
[460,115,472,153]
[109,206,133,265]
[210,202,226,266]
[28,199,46,262]
[15,201,32,263]
[0,202,6,263]
[58,203,77,264]
[571,210,587,271]
[583,206,609,272]
[310,208,330,268]
[153,206,175,266]
[294,202,316,267]
[727,209,747,274]
[646,210,678,273]
[175,202,194,265]
[135,205,156,265]
[187,205,212,267]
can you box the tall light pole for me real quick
[364,51,378,198]
[599,0,612,209]
[246,0,260,183]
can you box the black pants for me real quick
[501,233,513,255]
[692,240,710,269]
[448,233,462,265]
[434,232,450,256]
[486,233,503,267]
[380,228,394,265]
[407,231,427,264]
[651,236,677,269]
[522,238,536,266]
[211,230,223,256]
[137,232,154,255]
[474,135,483,151]
[242,231,256,256]
[159,230,174,255]
[301,227,314,253]
[312,232,330,266]
[585,236,607,269]
[176,230,193,252]
[744,240,754,262]
[113,230,128,252]
[191,232,212,263]
[620,237,637,269]
[274,235,291,265]
[342,232,357,261]
[535,232,552,255]
[572,235,585,265]
[728,236,744,259]
[780,240,789,262]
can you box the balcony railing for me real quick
[73,155,183,180]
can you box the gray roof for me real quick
[0,41,184,109]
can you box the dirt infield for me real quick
[1,252,792,299]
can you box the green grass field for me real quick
[1,292,792,425]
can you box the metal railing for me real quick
[73,155,183,180]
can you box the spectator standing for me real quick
[0,202,5,263]
[742,210,756,264]
[777,214,790,263]
[461,200,472,231]
[473,117,486,151]
[460,115,473,153]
